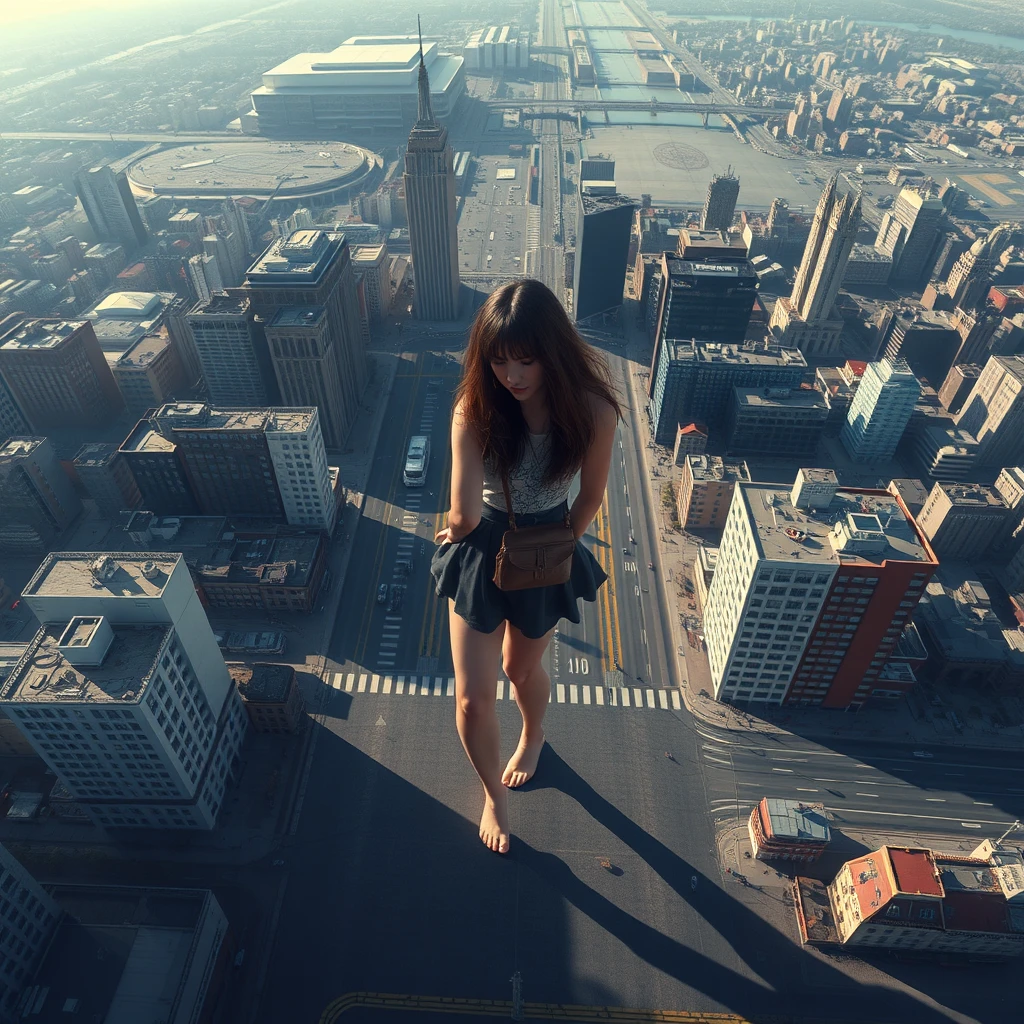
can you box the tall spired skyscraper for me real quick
[770,175,861,357]
[945,222,1012,311]
[404,19,460,321]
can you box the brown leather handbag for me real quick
[492,470,576,591]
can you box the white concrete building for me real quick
[463,26,532,70]
[0,843,60,1020]
[265,408,336,532]
[841,357,920,463]
[0,553,246,830]
[351,244,392,323]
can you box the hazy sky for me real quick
[1,0,140,24]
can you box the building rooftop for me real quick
[187,294,249,318]
[351,243,387,265]
[229,661,295,702]
[73,442,119,468]
[667,340,807,369]
[266,408,316,434]
[23,552,179,602]
[932,482,1006,509]
[0,318,85,351]
[119,421,176,454]
[733,386,827,410]
[115,332,170,369]
[269,306,326,328]
[90,292,162,319]
[664,255,758,283]
[889,846,945,896]
[246,230,346,287]
[849,243,893,264]
[0,436,45,459]
[579,191,636,215]
[761,797,831,843]
[686,454,748,483]
[737,482,935,566]
[0,621,167,704]
[154,402,268,432]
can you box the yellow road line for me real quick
[354,352,424,665]
[593,502,614,674]
[419,429,454,660]
[320,990,798,1022]
[602,493,623,671]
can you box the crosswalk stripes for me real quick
[325,673,683,712]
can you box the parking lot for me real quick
[456,152,530,274]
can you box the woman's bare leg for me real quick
[449,603,510,852]
[501,624,555,788]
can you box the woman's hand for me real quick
[434,526,457,545]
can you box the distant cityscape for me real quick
[1,1,1024,1022]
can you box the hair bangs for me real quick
[478,319,543,364]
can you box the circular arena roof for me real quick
[126,140,380,202]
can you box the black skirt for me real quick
[430,501,608,639]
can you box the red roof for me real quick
[942,890,1012,934]
[678,422,708,436]
[845,359,867,377]
[889,847,944,897]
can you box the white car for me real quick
[912,750,934,759]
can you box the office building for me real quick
[946,223,1013,310]
[649,246,759,394]
[916,482,1011,561]
[239,229,366,447]
[677,455,748,530]
[73,164,147,250]
[112,332,185,416]
[727,386,828,458]
[825,88,853,132]
[573,188,637,322]
[188,253,224,305]
[911,422,981,483]
[0,437,81,555]
[72,442,141,519]
[0,372,28,445]
[955,355,1024,468]
[700,169,740,232]
[82,242,127,288]
[879,309,961,387]
[463,26,532,70]
[31,884,227,1024]
[842,243,893,286]
[649,339,807,446]
[0,843,60,1020]
[770,178,862,356]
[186,295,273,407]
[0,318,124,430]
[2,552,247,829]
[351,243,393,323]
[815,361,862,435]
[937,362,978,413]
[118,417,199,517]
[672,422,708,463]
[230,663,304,733]
[841,357,920,463]
[148,402,337,530]
[251,34,465,136]
[704,469,937,709]
[403,32,461,322]
[875,188,945,287]
[822,840,1024,960]
[993,466,1024,551]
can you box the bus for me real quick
[403,435,430,487]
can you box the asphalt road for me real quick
[696,717,1024,838]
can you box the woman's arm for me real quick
[569,396,618,541]
[436,399,485,544]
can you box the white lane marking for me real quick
[658,691,668,710]
[961,823,982,829]
[813,778,841,783]
[925,798,946,802]
[704,755,732,766]
[345,673,355,692]
[840,807,1014,826]
[408,679,418,695]
[632,687,643,706]
[556,683,566,703]
[710,798,738,805]
[447,677,455,696]
[583,685,591,705]
[385,616,402,622]
[693,726,732,744]
[855,793,880,798]
[619,688,629,707]
[609,687,617,707]
[854,764,872,769]
[331,673,342,690]
[497,680,505,700]
[434,676,443,696]
[771,757,808,763]
[570,684,578,704]
[358,674,368,693]
[974,801,993,806]
[383,675,393,694]
[371,674,380,693]
[796,788,819,793]
[772,767,794,773]
[396,676,405,694]
[641,629,647,645]
[596,686,605,705]
[671,691,681,710]
[646,690,655,708]
[380,643,399,649]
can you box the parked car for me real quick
[377,584,388,605]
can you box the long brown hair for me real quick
[455,280,622,483]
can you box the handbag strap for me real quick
[500,467,517,531]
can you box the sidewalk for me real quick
[616,310,1024,754]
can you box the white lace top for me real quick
[482,432,576,514]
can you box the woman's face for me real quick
[490,354,544,403]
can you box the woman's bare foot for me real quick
[502,729,545,788]
[479,792,510,853]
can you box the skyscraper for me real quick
[0,437,82,554]
[573,187,636,321]
[841,357,920,462]
[0,318,124,430]
[239,229,366,447]
[703,469,937,709]
[874,188,945,287]
[403,20,460,321]
[2,552,247,829]
[770,176,861,356]
[74,164,148,250]
[955,355,1024,467]
[945,223,1012,310]
[73,442,142,518]
[700,169,740,232]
